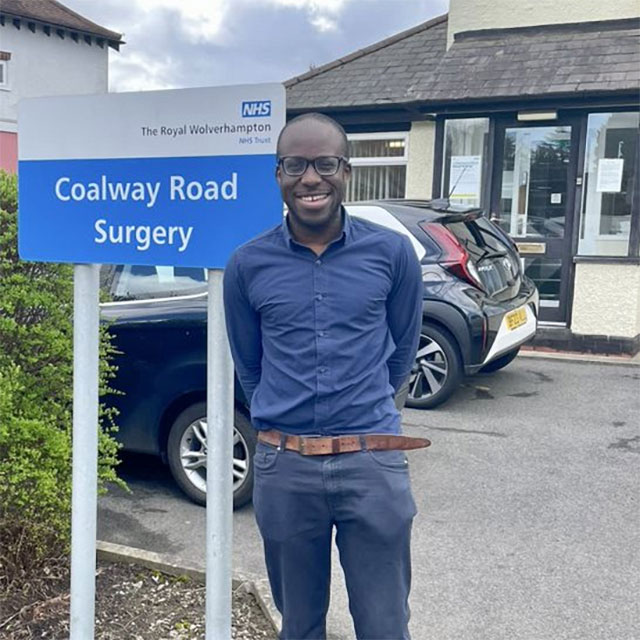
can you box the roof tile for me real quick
[286,16,639,109]
[0,0,122,44]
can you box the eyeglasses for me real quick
[278,156,349,177]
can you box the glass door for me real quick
[491,119,580,323]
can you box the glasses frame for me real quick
[277,155,350,177]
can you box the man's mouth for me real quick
[297,193,330,203]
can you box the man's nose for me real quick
[300,163,322,184]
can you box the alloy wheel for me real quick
[179,418,250,494]
[408,333,449,400]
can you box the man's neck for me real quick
[288,210,344,256]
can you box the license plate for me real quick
[506,307,527,331]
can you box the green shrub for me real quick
[0,170,122,586]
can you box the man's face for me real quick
[276,119,351,231]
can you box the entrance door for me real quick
[491,119,580,323]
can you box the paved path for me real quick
[98,356,640,639]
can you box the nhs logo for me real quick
[241,100,271,118]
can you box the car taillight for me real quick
[419,221,485,291]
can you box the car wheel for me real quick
[167,402,256,509]
[405,324,462,409]
[480,347,520,373]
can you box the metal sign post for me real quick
[18,84,285,638]
[69,263,100,639]
[206,269,235,639]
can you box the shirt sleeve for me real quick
[386,235,423,392]
[223,250,262,404]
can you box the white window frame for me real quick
[346,132,409,202]
[347,131,409,167]
[579,111,638,250]
[0,59,9,90]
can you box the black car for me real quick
[350,200,538,409]
[100,199,537,507]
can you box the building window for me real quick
[0,60,9,89]
[345,133,407,202]
[441,118,490,207]
[578,112,639,257]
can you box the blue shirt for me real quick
[223,210,423,435]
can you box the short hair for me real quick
[276,112,349,158]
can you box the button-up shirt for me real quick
[223,210,423,435]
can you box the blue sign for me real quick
[18,84,285,268]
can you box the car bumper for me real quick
[466,285,539,374]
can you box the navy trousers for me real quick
[253,440,417,640]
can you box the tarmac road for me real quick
[97,355,640,640]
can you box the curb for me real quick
[519,348,640,367]
[96,540,280,634]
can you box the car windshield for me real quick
[100,265,207,302]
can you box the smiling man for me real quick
[223,113,428,639]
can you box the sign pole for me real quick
[206,269,234,640]
[69,263,100,640]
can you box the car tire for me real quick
[167,402,256,509]
[405,323,462,409]
[480,347,520,373]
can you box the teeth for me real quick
[300,194,327,202]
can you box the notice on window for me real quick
[596,158,624,193]
[449,155,482,201]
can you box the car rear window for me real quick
[445,218,520,296]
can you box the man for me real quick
[223,113,427,640]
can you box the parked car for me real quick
[352,199,538,409]
[100,199,537,507]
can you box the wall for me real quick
[447,0,640,47]
[405,121,435,199]
[0,131,17,172]
[571,263,640,338]
[0,22,108,132]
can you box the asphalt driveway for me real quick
[97,355,640,640]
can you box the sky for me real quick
[67,0,448,92]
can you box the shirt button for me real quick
[318,331,325,337]
[315,293,323,301]
[315,259,322,266]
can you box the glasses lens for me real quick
[314,157,340,175]
[282,157,307,175]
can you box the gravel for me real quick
[0,560,277,639]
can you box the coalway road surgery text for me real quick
[54,172,238,252]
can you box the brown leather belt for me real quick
[258,429,431,456]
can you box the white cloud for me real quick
[132,0,230,42]
[267,0,347,32]
[68,0,448,91]
[109,51,175,92]
[310,15,339,32]
[269,0,347,11]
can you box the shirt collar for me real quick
[281,206,353,249]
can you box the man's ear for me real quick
[343,161,352,181]
[275,164,282,184]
